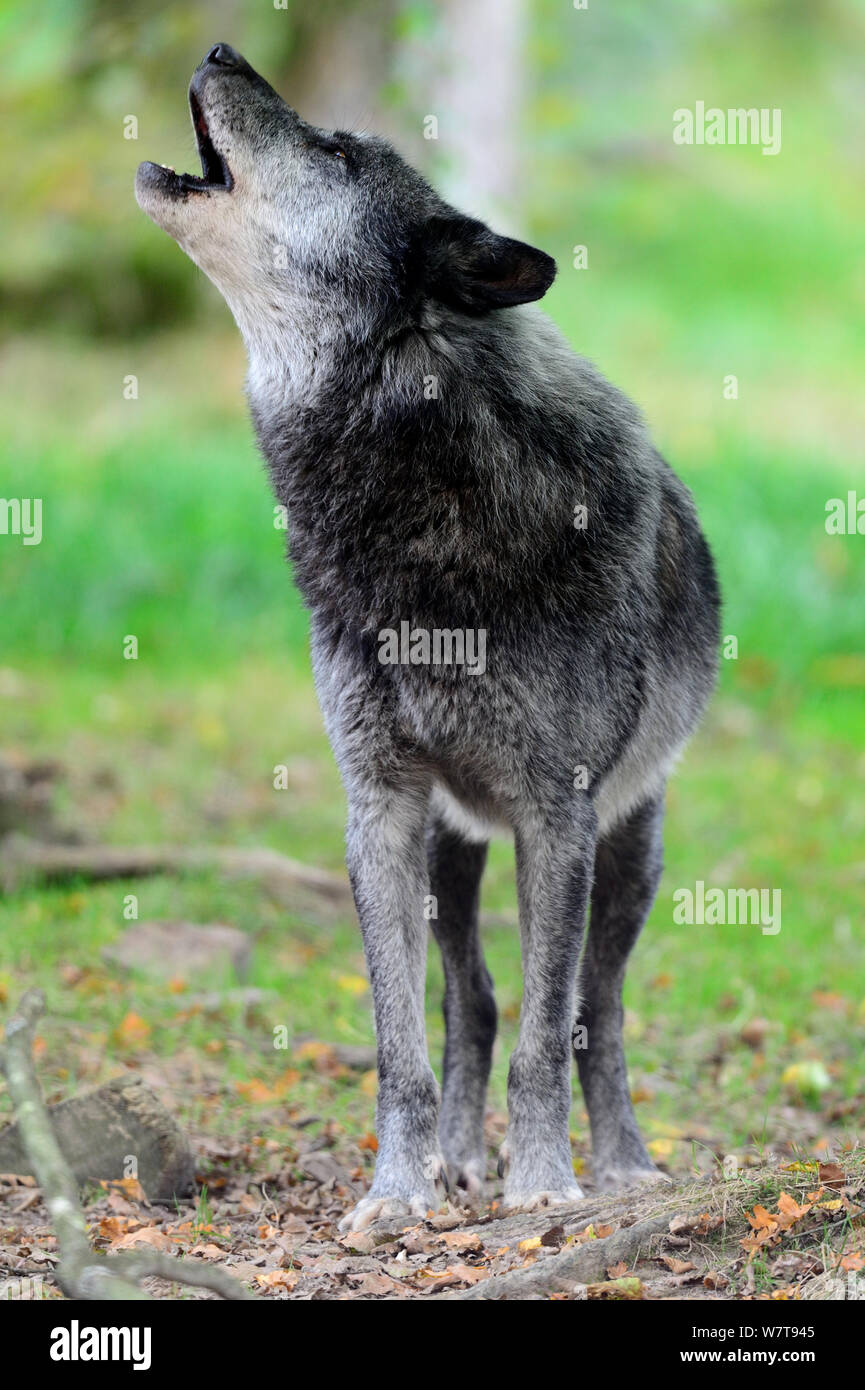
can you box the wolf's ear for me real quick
[424,214,556,312]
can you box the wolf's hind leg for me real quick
[428,817,495,1203]
[576,792,668,1192]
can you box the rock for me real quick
[0,1075,195,1201]
[298,1151,347,1186]
[103,921,251,981]
[0,756,67,842]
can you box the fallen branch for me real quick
[0,990,257,1301]
[0,835,352,913]
[449,1212,672,1300]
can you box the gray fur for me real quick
[136,46,721,1229]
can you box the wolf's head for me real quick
[136,45,555,354]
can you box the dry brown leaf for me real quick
[292,1040,335,1063]
[101,1176,148,1204]
[415,1263,486,1289]
[440,1230,482,1253]
[670,1210,723,1239]
[113,1012,151,1047]
[339,1230,388,1255]
[572,1221,614,1243]
[108,1226,175,1253]
[98,1216,141,1240]
[347,1271,406,1296]
[540,1224,566,1248]
[235,1078,278,1103]
[747,1204,778,1231]
[256,1269,300,1291]
[818,1162,845,1189]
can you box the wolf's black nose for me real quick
[206,43,240,68]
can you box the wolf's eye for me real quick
[333,148,346,159]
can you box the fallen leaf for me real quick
[818,1162,845,1189]
[781,1061,831,1097]
[346,1271,406,1296]
[112,1013,151,1048]
[746,1204,778,1231]
[235,1078,278,1103]
[101,1177,148,1205]
[108,1226,175,1253]
[415,1263,486,1289]
[337,974,369,996]
[441,1230,482,1253]
[648,1138,675,1159]
[587,1277,643,1300]
[540,1224,565,1248]
[293,1040,335,1062]
[811,991,848,1014]
[98,1216,140,1241]
[256,1269,300,1291]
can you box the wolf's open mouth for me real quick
[183,90,232,191]
[140,88,233,198]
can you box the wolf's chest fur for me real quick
[248,307,719,834]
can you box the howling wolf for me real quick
[136,44,720,1231]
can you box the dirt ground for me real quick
[2,1051,862,1301]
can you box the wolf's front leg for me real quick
[338,782,445,1232]
[500,802,596,1211]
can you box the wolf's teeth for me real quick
[160,164,175,172]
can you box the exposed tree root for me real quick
[449,1211,671,1299]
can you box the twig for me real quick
[0,989,257,1301]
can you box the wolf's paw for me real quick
[502,1185,585,1213]
[445,1155,486,1208]
[338,1192,439,1233]
[593,1165,671,1194]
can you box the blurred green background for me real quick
[0,0,863,1180]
